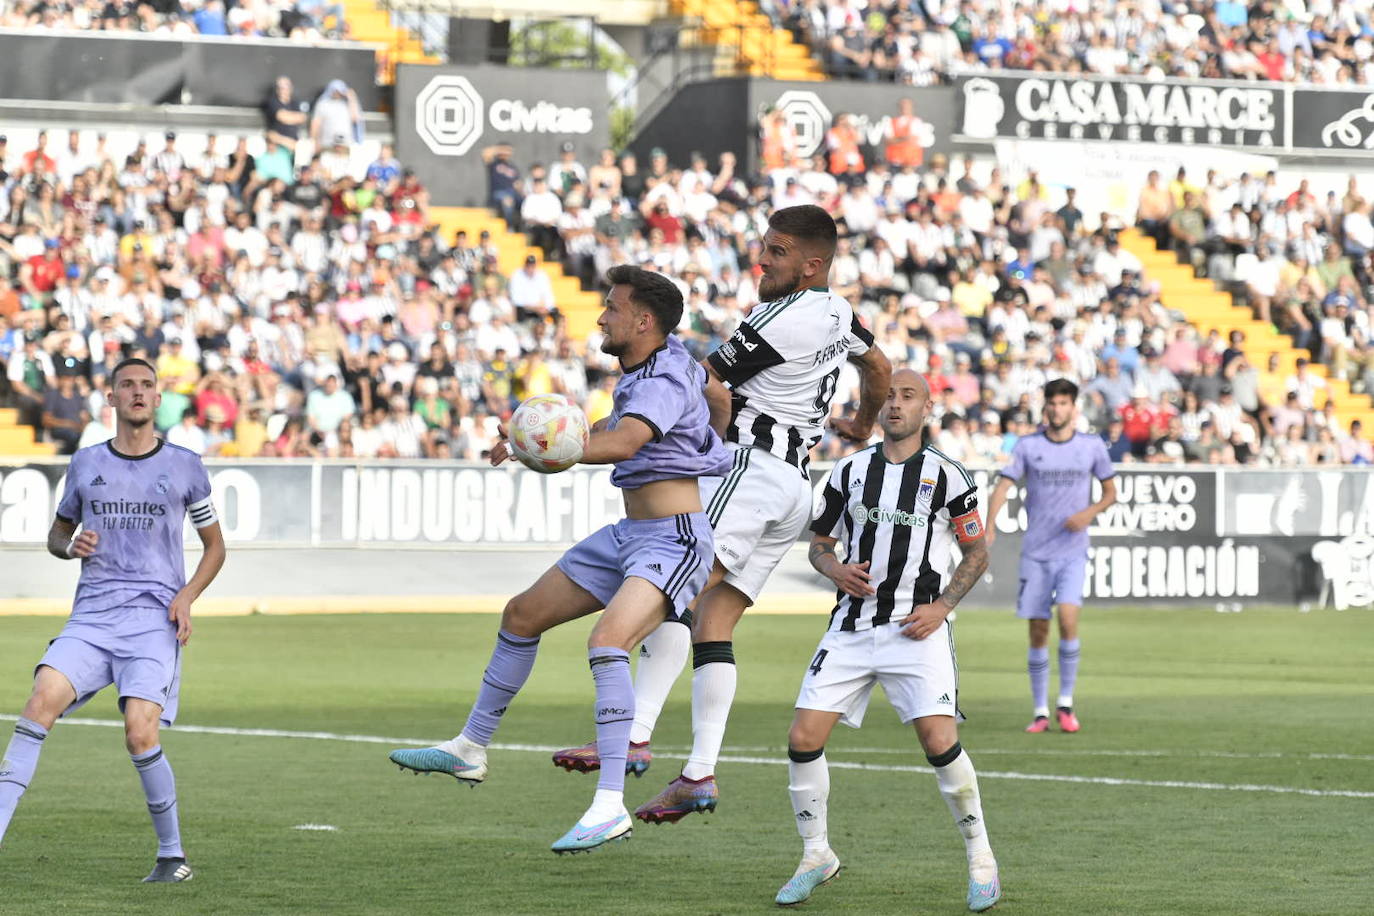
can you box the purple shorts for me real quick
[38,607,182,726]
[1016,553,1088,620]
[557,512,714,619]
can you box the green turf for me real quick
[0,607,1370,915]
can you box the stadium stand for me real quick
[780,0,1374,86]
[6,110,1374,468]
[0,0,350,39]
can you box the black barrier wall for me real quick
[0,32,379,110]
[632,79,958,176]
[395,63,610,208]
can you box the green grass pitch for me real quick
[0,606,1370,915]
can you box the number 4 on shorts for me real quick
[809,649,829,676]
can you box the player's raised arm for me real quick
[580,415,657,464]
[832,344,892,443]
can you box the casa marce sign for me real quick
[955,71,1374,155]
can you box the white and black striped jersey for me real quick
[812,445,983,632]
[706,286,873,475]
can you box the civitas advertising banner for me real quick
[394,63,610,208]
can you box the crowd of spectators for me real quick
[775,0,1374,86]
[1139,165,1374,400]
[0,0,347,40]
[483,108,1374,468]
[5,94,1374,466]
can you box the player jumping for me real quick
[986,378,1117,733]
[550,205,892,826]
[777,368,999,911]
[0,358,226,882]
[387,266,732,853]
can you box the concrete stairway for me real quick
[674,0,823,81]
[429,206,602,340]
[0,407,57,457]
[1120,227,1374,430]
[343,0,438,84]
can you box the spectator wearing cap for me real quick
[1099,328,1140,376]
[548,141,587,197]
[19,238,64,305]
[153,131,184,182]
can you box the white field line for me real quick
[7,716,1371,800]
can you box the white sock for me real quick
[681,661,736,780]
[629,622,691,744]
[444,733,486,762]
[1056,695,1074,709]
[788,753,831,857]
[932,746,995,879]
[584,787,625,823]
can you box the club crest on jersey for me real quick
[155,474,171,495]
[917,478,937,502]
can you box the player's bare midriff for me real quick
[622,478,703,520]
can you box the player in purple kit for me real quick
[0,357,225,882]
[986,378,1116,733]
[388,265,732,854]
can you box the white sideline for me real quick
[5,716,1371,801]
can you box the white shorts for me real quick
[795,620,959,728]
[698,444,811,603]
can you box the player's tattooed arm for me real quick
[808,538,839,575]
[810,535,875,598]
[938,537,988,610]
[47,517,96,560]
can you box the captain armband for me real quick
[188,497,218,529]
[952,510,984,544]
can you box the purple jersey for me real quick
[56,440,215,618]
[999,432,1114,562]
[608,334,732,489]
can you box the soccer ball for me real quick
[508,394,590,474]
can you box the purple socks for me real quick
[0,717,48,842]
[132,746,183,859]
[1028,646,1050,715]
[462,630,541,746]
[589,647,634,793]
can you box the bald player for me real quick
[775,369,1000,911]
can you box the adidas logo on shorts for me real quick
[91,475,106,486]
[647,563,662,573]
[937,693,952,704]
